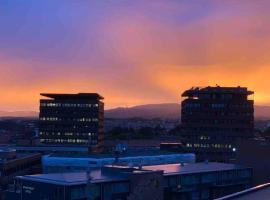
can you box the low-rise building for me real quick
[42,150,195,173]
[6,162,252,200]
[235,139,270,185]
[0,148,41,198]
[14,145,89,154]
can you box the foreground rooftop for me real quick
[18,169,127,186]
[48,149,192,159]
[18,162,249,186]
[139,162,248,175]
[217,183,270,200]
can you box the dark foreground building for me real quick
[39,93,104,152]
[235,139,270,185]
[217,183,270,200]
[0,148,41,199]
[181,86,254,162]
[6,162,252,200]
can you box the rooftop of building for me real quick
[0,150,41,166]
[141,162,249,176]
[17,162,249,186]
[216,183,270,200]
[182,86,254,97]
[17,169,128,186]
[104,139,182,148]
[15,145,89,153]
[40,93,104,100]
[46,149,193,159]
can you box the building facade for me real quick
[6,162,252,200]
[181,86,254,162]
[0,148,41,199]
[39,93,104,152]
[235,139,270,185]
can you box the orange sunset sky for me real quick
[0,0,270,111]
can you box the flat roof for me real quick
[216,183,270,200]
[182,86,254,97]
[18,169,127,186]
[17,162,249,186]
[15,146,194,158]
[40,93,104,100]
[142,162,249,176]
[0,153,41,165]
[48,150,193,159]
[15,146,89,152]
[7,153,40,159]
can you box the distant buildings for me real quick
[181,86,254,162]
[6,162,252,200]
[105,118,178,132]
[39,93,104,152]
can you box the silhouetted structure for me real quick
[0,148,41,199]
[217,183,270,200]
[181,86,254,162]
[39,93,104,152]
[236,139,270,185]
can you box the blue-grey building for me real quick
[42,151,195,173]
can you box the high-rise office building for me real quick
[181,86,254,162]
[39,93,104,152]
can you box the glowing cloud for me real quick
[0,0,270,110]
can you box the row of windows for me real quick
[183,103,252,109]
[182,119,253,124]
[41,103,99,108]
[40,117,98,122]
[182,127,252,132]
[199,136,210,140]
[199,93,235,99]
[186,143,234,150]
[166,169,251,188]
[212,104,225,108]
[184,103,201,108]
[40,124,99,130]
[40,117,58,121]
[183,111,253,116]
[40,132,94,136]
[40,138,97,144]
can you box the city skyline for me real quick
[1,0,270,111]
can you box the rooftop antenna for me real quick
[138,159,143,170]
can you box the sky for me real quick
[0,0,270,111]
